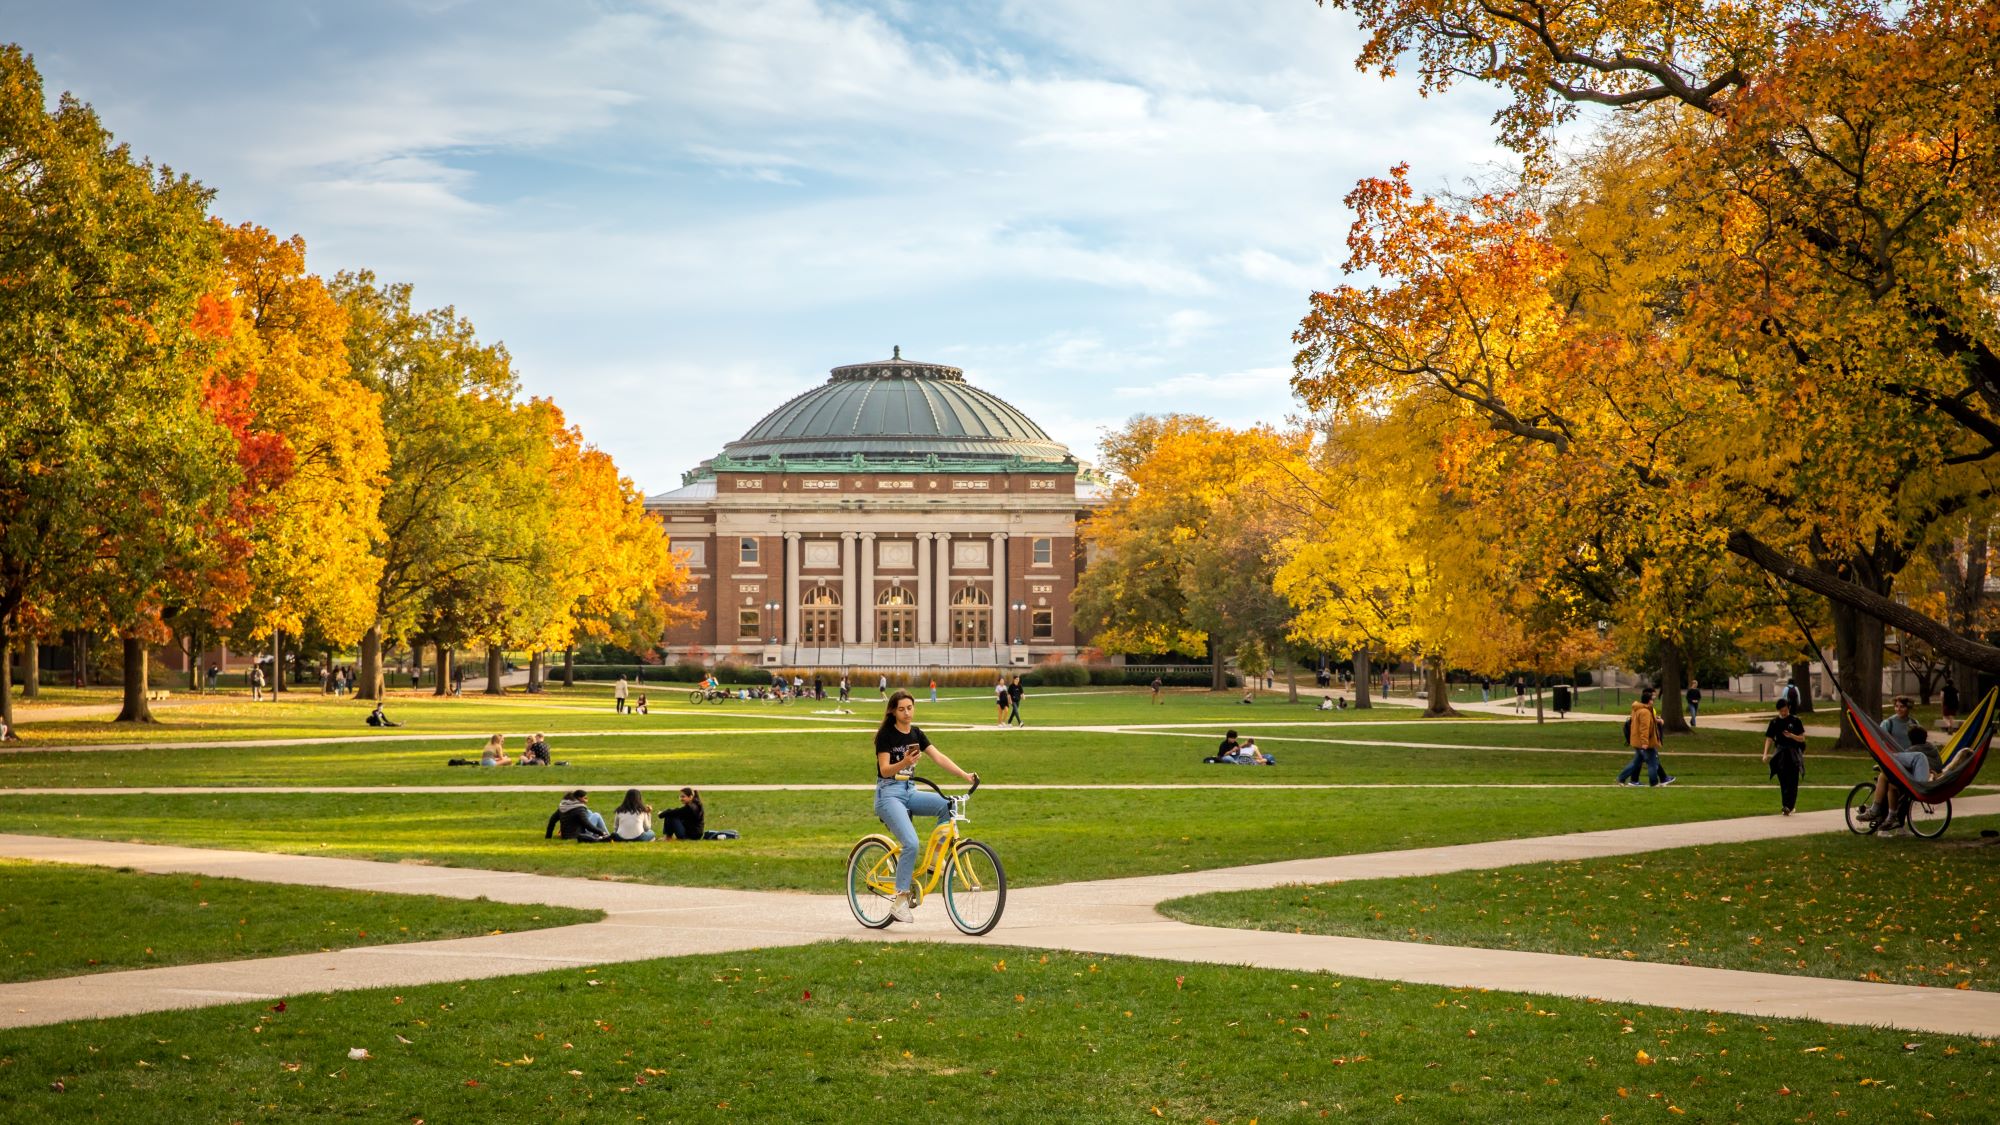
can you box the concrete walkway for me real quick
[5,793,1999,1036]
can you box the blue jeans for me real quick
[874,779,950,892]
[1617,747,1666,785]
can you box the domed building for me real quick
[646,350,1104,668]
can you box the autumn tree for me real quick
[0,46,237,726]
[1307,0,2000,690]
[1074,416,1306,690]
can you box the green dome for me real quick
[719,350,1074,465]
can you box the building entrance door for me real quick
[876,587,916,646]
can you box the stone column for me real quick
[991,531,1008,645]
[783,533,801,645]
[859,532,877,645]
[916,532,934,643]
[934,532,952,644]
[841,532,858,644]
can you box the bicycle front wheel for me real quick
[944,839,1007,936]
[1843,782,1879,836]
[847,836,899,929]
[1908,796,1952,839]
[688,690,706,705]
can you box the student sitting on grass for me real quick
[660,787,712,840]
[518,733,552,766]
[1318,695,1334,711]
[545,790,610,842]
[365,702,401,727]
[611,789,656,842]
[633,693,649,715]
[478,733,511,767]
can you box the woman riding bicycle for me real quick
[874,689,977,923]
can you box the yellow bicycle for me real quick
[846,776,1006,935]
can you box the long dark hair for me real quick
[877,690,916,740]
[681,786,703,818]
[617,788,649,816]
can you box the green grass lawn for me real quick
[1159,816,2000,993]
[0,859,601,983]
[1,942,1992,1123]
[0,785,1850,892]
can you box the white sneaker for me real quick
[889,892,914,923]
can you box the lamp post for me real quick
[1010,601,1027,646]
[765,601,781,645]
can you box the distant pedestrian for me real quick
[1006,676,1025,726]
[878,673,888,699]
[1761,698,1806,815]
[250,664,264,702]
[1942,679,1962,733]
[1150,676,1163,704]
[1513,677,1526,714]
[839,675,850,705]
[614,675,629,714]
[1685,683,1701,727]
[1480,675,1491,702]
[929,678,938,703]
[994,675,1009,726]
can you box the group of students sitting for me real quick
[1205,729,1274,765]
[545,787,733,842]
[449,732,564,767]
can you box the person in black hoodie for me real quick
[545,790,610,842]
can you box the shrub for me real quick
[1027,662,1089,687]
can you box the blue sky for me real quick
[17,0,1509,491]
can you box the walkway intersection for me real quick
[6,793,1999,1038]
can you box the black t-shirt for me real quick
[1764,715,1804,755]
[875,724,930,779]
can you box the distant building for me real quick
[646,350,1104,668]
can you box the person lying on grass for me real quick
[545,790,610,842]
[1227,738,1274,765]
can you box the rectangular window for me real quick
[1032,537,1052,565]
[672,539,706,568]
[739,537,760,565]
[1031,609,1054,640]
[738,610,761,639]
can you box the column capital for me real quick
[841,530,857,541]
[936,530,951,539]
[860,531,878,541]
[990,531,1006,541]
[916,531,933,541]
[783,531,802,541]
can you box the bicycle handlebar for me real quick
[910,775,979,799]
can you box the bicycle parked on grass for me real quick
[847,776,1005,936]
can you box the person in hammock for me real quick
[1859,723,1944,833]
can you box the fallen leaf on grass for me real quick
[347,1048,371,1061]
[1635,1051,1652,1066]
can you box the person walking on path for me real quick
[1686,683,1702,727]
[1616,688,1675,786]
[839,675,850,705]
[1150,676,1163,704]
[1480,675,1491,702]
[1513,676,1526,714]
[929,678,938,703]
[872,690,978,923]
[994,675,1010,726]
[878,673,889,699]
[250,664,264,702]
[614,676,629,714]
[1006,675,1025,726]
[1761,697,1807,815]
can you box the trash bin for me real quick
[1552,684,1572,715]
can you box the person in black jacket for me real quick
[1006,676,1025,726]
[660,787,706,840]
[545,790,610,842]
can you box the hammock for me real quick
[1840,684,1998,804]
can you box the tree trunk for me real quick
[1832,599,1885,750]
[529,651,545,691]
[485,645,505,695]
[271,630,284,697]
[114,636,156,723]
[1788,660,1813,714]
[184,627,199,692]
[1657,641,1690,734]
[74,630,87,688]
[0,617,13,731]
[1207,637,1227,692]
[23,634,37,700]
[359,623,383,701]
[434,642,451,697]
[410,640,423,689]
[1423,652,1457,717]
[562,647,575,687]
[1285,654,1298,704]
[1353,649,1372,709]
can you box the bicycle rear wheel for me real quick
[944,840,1006,936]
[846,837,898,929]
[1843,782,1879,836]
[1907,796,1952,839]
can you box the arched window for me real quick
[950,584,991,645]
[877,586,916,605]
[801,585,841,644]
